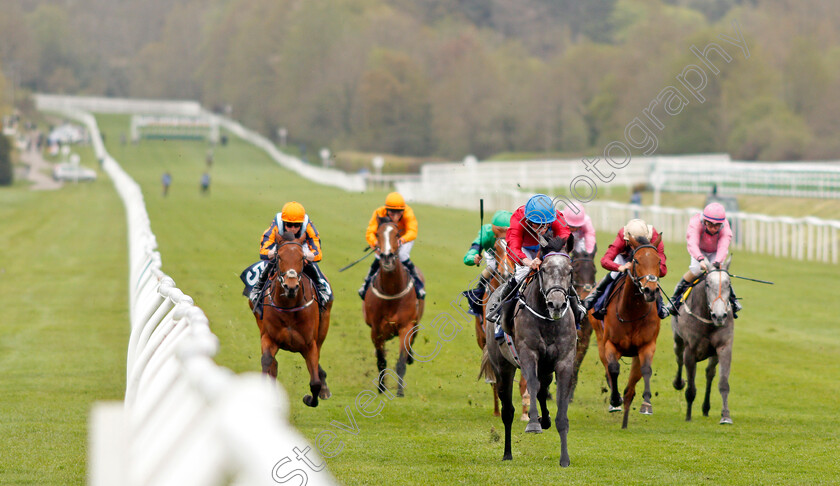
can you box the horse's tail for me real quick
[478,345,496,384]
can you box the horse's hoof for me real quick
[525,422,543,433]
[720,417,733,425]
[502,454,512,461]
[540,415,552,429]
[640,402,653,415]
[520,413,529,422]
[494,411,501,417]
[560,457,570,467]
[396,389,404,398]
[609,405,623,413]
[673,379,685,390]
[319,388,332,400]
[302,395,318,407]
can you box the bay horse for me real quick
[590,234,662,429]
[250,232,332,407]
[570,248,597,396]
[672,255,735,424]
[476,235,530,420]
[363,217,425,397]
[486,235,577,466]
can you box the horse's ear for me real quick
[723,253,733,270]
[651,232,661,248]
[565,234,574,253]
[492,225,506,239]
[628,234,639,248]
[296,231,307,244]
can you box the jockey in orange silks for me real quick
[358,192,425,300]
[249,201,332,309]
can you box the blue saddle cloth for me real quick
[240,260,267,297]
[593,279,617,314]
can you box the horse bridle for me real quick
[571,253,595,293]
[537,251,572,304]
[628,244,660,292]
[274,241,306,292]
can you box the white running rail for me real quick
[41,102,336,485]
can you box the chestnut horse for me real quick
[590,234,662,428]
[476,235,530,419]
[486,236,577,466]
[363,218,425,397]
[570,248,597,396]
[250,232,332,407]
[672,255,735,424]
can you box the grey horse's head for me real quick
[539,236,574,320]
[704,255,733,326]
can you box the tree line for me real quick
[1,0,838,162]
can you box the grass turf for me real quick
[1,113,838,484]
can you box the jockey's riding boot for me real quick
[487,277,519,324]
[583,274,613,310]
[358,259,380,299]
[656,292,670,319]
[249,262,272,308]
[569,286,586,329]
[402,259,425,299]
[304,262,332,309]
[666,279,691,316]
[729,286,741,319]
[494,298,517,343]
[461,280,487,316]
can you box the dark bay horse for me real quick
[590,234,662,428]
[486,236,577,466]
[672,255,735,424]
[250,232,332,407]
[476,235,530,419]
[363,218,425,397]
[570,248,597,396]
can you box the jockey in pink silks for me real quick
[665,202,742,318]
[561,207,597,254]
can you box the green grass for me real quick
[0,150,127,485]
[3,113,839,484]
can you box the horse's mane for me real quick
[635,236,651,246]
[281,231,297,241]
[542,236,567,254]
[377,216,393,226]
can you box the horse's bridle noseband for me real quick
[629,244,660,291]
[274,241,306,291]
[538,251,572,302]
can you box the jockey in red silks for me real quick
[486,194,586,340]
[582,218,670,320]
[561,206,597,254]
[664,202,742,317]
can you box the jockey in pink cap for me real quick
[664,202,742,317]
[561,206,596,254]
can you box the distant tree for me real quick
[0,134,12,186]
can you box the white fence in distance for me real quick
[34,94,365,192]
[45,104,336,486]
[407,153,840,199]
[395,182,840,264]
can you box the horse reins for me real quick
[517,251,572,322]
[266,241,315,312]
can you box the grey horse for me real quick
[672,255,735,424]
[486,235,577,466]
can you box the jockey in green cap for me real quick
[461,210,513,316]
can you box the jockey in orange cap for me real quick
[248,201,332,309]
[358,192,425,300]
[664,202,741,317]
